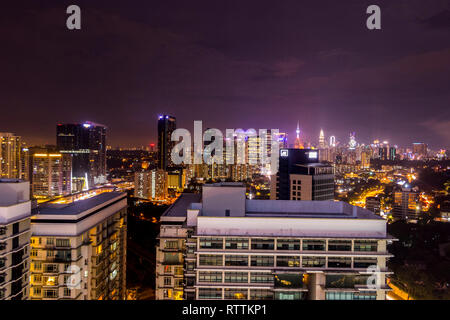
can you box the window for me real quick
[302,240,326,251]
[353,291,377,300]
[164,240,178,249]
[174,266,183,276]
[33,274,42,283]
[43,264,58,273]
[325,275,369,288]
[198,288,222,299]
[250,273,273,283]
[46,238,54,246]
[277,239,300,251]
[199,272,222,283]
[199,254,223,266]
[354,240,377,252]
[302,256,325,268]
[225,255,248,266]
[353,257,377,269]
[63,288,71,297]
[33,262,42,271]
[225,238,249,250]
[224,289,247,300]
[174,278,183,288]
[163,252,182,264]
[56,239,70,247]
[328,240,352,251]
[251,239,274,250]
[250,289,273,300]
[326,291,376,300]
[32,287,42,296]
[43,289,58,298]
[224,272,248,283]
[199,237,223,249]
[164,277,171,286]
[163,265,172,273]
[30,249,38,257]
[251,256,274,267]
[275,291,304,300]
[327,257,352,268]
[276,256,300,267]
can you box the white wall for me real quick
[196,216,387,238]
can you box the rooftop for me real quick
[162,193,202,217]
[36,191,125,216]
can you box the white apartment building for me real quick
[0,179,31,300]
[156,183,394,300]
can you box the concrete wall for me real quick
[202,185,245,217]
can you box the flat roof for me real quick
[162,193,202,217]
[36,192,126,216]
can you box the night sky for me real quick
[1,0,450,149]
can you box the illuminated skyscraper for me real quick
[158,115,176,171]
[56,122,107,191]
[329,136,336,147]
[348,132,357,150]
[0,133,23,179]
[318,129,325,149]
[30,147,72,199]
[134,169,168,201]
[294,122,304,149]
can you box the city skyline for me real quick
[1,1,449,149]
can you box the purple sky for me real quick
[1,0,449,149]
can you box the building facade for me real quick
[134,169,168,201]
[0,179,31,300]
[156,183,394,300]
[0,133,24,179]
[271,148,334,201]
[29,189,127,300]
[30,148,72,199]
[56,122,107,191]
[157,115,176,171]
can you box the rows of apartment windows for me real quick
[196,288,376,300]
[195,238,378,252]
[197,254,378,269]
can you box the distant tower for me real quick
[349,132,357,150]
[294,121,304,149]
[329,136,336,147]
[319,129,325,149]
[157,115,176,171]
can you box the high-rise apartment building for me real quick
[56,122,107,191]
[392,187,421,221]
[29,147,72,199]
[156,183,394,300]
[0,179,31,300]
[29,189,127,300]
[271,148,334,201]
[0,133,23,179]
[157,115,176,171]
[134,169,168,201]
